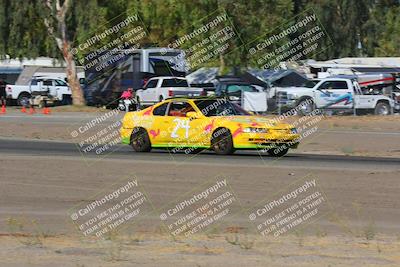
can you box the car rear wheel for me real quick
[267,146,289,157]
[211,128,235,155]
[374,102,391,115]
[17,93,31,106]
[131,128,151,152]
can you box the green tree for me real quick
[364,0,400,56]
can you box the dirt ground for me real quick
[0,153,399,266]
[0,233,399,267]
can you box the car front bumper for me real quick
[233,132,300,150]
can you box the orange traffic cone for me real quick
[21,106,27,113]
[0,104,5,114]
[42,107,51,115]
[29,106,35,114]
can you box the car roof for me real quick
[320,77,352,81]
[165,96,225,101]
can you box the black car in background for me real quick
[215,76,263,105]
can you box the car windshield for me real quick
[55,79,68,86]
[194,99,251,116]
[302,80,319,88]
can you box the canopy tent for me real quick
[186,67,307,88]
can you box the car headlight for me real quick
[287,93,298,100]
[243,127,268,133]
[290,128,298,134]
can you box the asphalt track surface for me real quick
[1,138,399,171]
[1,137,400,238]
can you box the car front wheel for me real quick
[211,128,235,155]
[131,128,152,152]
[296,98,314,116]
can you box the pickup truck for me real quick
[6,77,72,106]
[275,78,395,115]
[135,77,204,106]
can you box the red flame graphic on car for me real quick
[232,124,243,137]
[149,129,160,138]
[204,119,215,133]
[143,106,154,116]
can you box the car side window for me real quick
[55,79,67,86]
[320,81,348,90]
[152,102,168,116]
[31,80,38,86]
[332,81,348,89]
[43,80,53,86]
[168,101,195,117]
[144,80,157,89]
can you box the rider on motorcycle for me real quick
[120,88,137,112]
[121,88,134,99]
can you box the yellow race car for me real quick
[120,97,300,156]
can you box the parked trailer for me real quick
[83,48,187,107]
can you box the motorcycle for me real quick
[118,97,138,112]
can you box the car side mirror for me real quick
[186,111,201,119]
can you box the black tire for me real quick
[211,128,235,155]
[374,102,391,115]
[130,128,151,152]
[296,98,314,116]
[267,146,289,157]
[17,93,31,106]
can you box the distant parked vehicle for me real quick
[215,76,268,113]
[135,77,204,106]
[276,77,395,116]
[5,77,71,106]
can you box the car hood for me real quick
[275,86,313,93]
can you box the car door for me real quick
[54,79,69,100]
[314,80,353,109]
[147,79,159,103]
[42,79,54,95]
[163,100,208,147]
[353,81,374,109]
[29,79,39,93]
[141,79,158,103]
[145,101,170,144]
